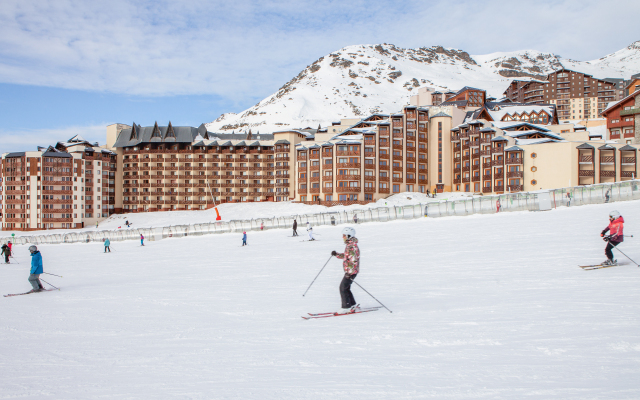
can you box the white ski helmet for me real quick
[342,227,356,238]
[609,210,621,219]
[28,245,37,252]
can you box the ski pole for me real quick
[9,256,19,264]
[351,281,393,313]
[608,240,640,267]
[43,272,62,278]
[302,255,332,297]
[40,278,60,291]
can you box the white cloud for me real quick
[0,124,107,154]
[0,0,637,99]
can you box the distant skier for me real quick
[96,221,99,229]
[8,241,12,253]
[331,227,360,314]
[307,225,315,241]
[140,234,145,246]
[1,244,10,264]
[104,238,111,253]
[601,210,624,266]
[292,219,298,236]
[28,245,45,293]
[260,222,264,231]
[604,189,611,203]
[353,214,358,224]
[242,231,247,246]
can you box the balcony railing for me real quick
[506,171,523,178]
[507,185,523,192]
[599,170,616,177]
[579,170,594,177]
[506,158,523,165]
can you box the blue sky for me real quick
[0,0,638,152]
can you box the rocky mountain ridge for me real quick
[207,41,640,134]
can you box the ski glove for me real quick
[331,251,337,256]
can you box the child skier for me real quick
[601,210,624,266]
[242,231,247,246]
[140,234,145,246]
[331,227,360,314]
[28,245,45,293]
[307,225,315,241]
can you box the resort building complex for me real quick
[2,70,639,231]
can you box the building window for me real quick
[393,184,400,193]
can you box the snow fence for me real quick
[3,180,639,246]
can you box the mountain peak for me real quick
[206,43,639,134]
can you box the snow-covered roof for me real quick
[431,112,451,118]
[504,146,523,152]
[484,104,555,123]
[515,138,557,145]
[491,121,551,132]
[492,136,509,142]
[503,130,563,141]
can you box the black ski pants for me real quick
[293,228,298,236]
[339,273,357,308]
[605,240,621,260]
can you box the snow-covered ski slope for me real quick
[1,200,639,399]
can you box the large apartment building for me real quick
[106,122,305,213]
[602,88,640,144]
[1,136,117,231]
[503,69,627,120]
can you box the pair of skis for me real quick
[579,262,619,270]
[302,306,381,320]
[4,288,59,297]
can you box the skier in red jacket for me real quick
[601,210,624,266]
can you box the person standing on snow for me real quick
[331,227,360,314]
[104,238,111,253]
[28,245,45,293]
[140,234,145,246]
[242,231,247,246]
[1,244,10,264]
[307,225,315,241]
[601,210,624,266]
[293,220,298,236]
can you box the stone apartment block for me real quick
[504,69,627,120]
[1,136,117,231]
[602,89,640,145]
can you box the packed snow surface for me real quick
[1,200,640,398]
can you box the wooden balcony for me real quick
[483,174,492,181]
[506,158,523,165]
[336,187,361,193]
[621,171,636,178]
[579,170,594,177]
[472,176,480,182]
[462,177,470,183]
[507,185,523,192]
[492,148,504,154]
[494,185,504,192]
[337,151,359,156]
[492,160,504,166]
[482,186,492,193]
[622,157,636,164]
[379,188,390,194]
[507,171,523,178]
[322,187,333,193]
[309,188,320,194]
[600,170,615,177]
[336,163,361,168]
[600,157,615,164]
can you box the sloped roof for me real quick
[431,112,451,118]
[275,139,290,145]
[576,143,595,149]
[598,144,616,150]
[491,136,509,142]
[505,146,523,152]
[114,123,204,147]
[619,145,637,151]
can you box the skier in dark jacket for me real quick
[331,227,360,314]
[28,245,45,292]
[293,220,298,236]
[601,210,624,266]
[1,244,10,264]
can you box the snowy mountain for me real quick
[206,41,640,133]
